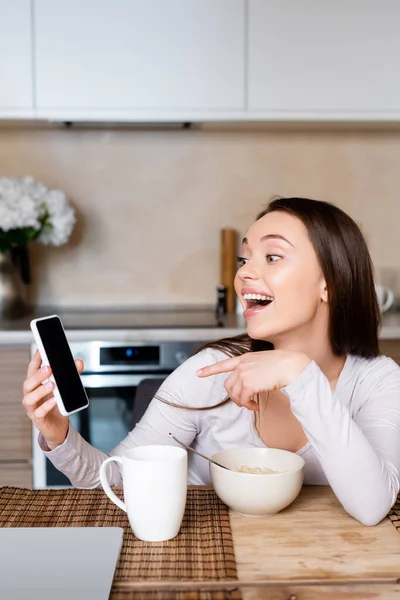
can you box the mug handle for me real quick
[99,456,126,512]
[382,288,395,313]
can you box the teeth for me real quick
[243,293,274,301]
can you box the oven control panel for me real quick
[63,341,207,373]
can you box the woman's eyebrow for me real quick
[242,234,295,248]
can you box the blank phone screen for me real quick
[36,316,88,413]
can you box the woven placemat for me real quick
[388,495,400,533]
[0,486,239,600]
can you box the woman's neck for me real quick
[315,352,347,389]
[271,338,347,387]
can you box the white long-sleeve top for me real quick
[39,348,400,526]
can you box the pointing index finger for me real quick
[196,356,242,378]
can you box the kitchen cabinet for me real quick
[0,0,398,123]
[0,463,32,488]
[0,346,32,488]
[0,0,34,117]
[34,0,245,120]
[247,0,400,120]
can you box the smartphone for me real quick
[30,314,89,416]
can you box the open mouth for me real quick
[243,293,274,310]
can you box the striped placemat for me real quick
[0,486,239,600]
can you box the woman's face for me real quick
[234,211,328,344]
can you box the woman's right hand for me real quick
[22,349,84,451]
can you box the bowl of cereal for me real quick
[210,447,305,517]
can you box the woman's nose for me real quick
[238,260,260,280]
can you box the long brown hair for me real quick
[157,197,381,411]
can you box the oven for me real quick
[32,340,206,488]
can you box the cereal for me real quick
[236,465,279,474]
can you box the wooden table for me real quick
[116,486,400,599]
[229,486,400,598]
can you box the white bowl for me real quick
[210,447,305,517]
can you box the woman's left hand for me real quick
[196,350,311,411]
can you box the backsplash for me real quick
[0,123,399,308]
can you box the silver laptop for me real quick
[0,527,123,600]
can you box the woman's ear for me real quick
[320,281,328,303]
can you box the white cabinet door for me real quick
[34,0,245,119]
[248,0,400,118]
[0,0,33,115]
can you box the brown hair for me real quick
[158,196,381,410]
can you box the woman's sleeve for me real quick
[38,348,221,488]
[281,357,400,526]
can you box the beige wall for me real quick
[0,123,399,308]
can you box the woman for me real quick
[22,197,400,526]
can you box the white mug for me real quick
[375,285,395,313]
[99,445,187,542]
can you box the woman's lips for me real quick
[243,302,273,318]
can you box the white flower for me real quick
[0,176,75,248]
[38,190,76,246]
[18,176,48,201]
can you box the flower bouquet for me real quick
[0,176,76,285]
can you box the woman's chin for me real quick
[245,313,291,341]
[246,322,275,340]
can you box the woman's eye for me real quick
[266,254,282,263]
[236,256,248,267]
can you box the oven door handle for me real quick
[80,373,166,389]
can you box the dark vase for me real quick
[0,250,31,319]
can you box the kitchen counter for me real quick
[0,308,246,345]
[1,307,400,345]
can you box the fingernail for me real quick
[42,366,49,374]
[45,381,53,390]
[195,369,202,376]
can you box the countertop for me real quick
[0,307,246,345]
[1,307,400,345]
